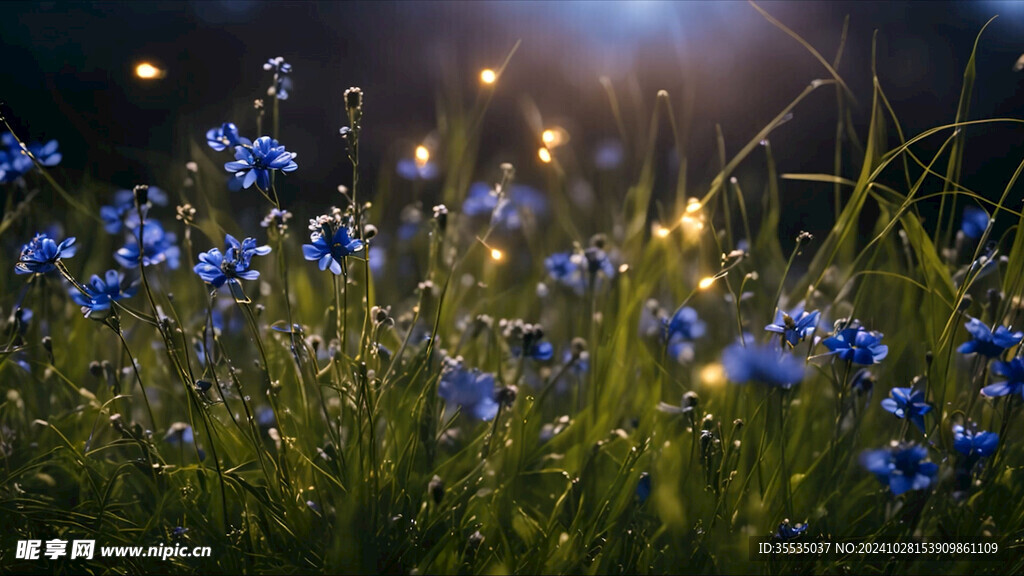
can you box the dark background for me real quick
[2,1,1022,226]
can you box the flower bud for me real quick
[682,391,699,411]
[428,474,444,504]
[133,184,149,206]
[344,87,363,112]
[495,384,518,407]
[432,204,448,232]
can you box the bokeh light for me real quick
[134,62,165,79]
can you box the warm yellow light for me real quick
[135,62,163,79]
[490,248,504,261]
[480,68,497,84]
[415,145,430,167]
[542,130,556,145]
[685,198,702,213]
[700,363,725,388]
[538,147,552,163]
[655,225,671,239]
[680,214,705,231]
[698,276,716,290]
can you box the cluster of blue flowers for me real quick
[0,133,60,183]
[14,182,187,321]
[8,57,1020,548]
[205,113,298,192]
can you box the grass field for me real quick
[1,8,1023,575]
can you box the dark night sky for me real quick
[2,1,1023,221]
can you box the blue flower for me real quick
[721,342,805,388]
[952,424,999,460]
[260,208,292,230]
[957,317,1022,358]
[981,357,1024,399]
[662,306,706,364]
[69,270,138,318]
[164,422,194,445]
[27,140,61,167]
[100,188,166,234]
[583,246,616,279]
[822,326,888,365]
[860,443,938,495]
[462,182,501,217]
[664,306,706,341]
[636,472,651,504]
[263,57,292,100]
[543,248,615,295]
[114,220,180,269]
[206,122,251,152]
[396,157,440,181]
[545,251,587,294]
[462,181,548,230]
[773,520,808,541]
[961,206,989,240]
[0,139,61,182]
[593,138,624,170]
[765,304,820,347]
[263,57,292,75]
[302,225,363,275]
[562,347,589,376]
[256,406,277,429]
[100,204,131,234]
[224,136,298,190]
[15,233,77,275]
[438,357,499,421]
[193,234,271,289]
[880,387,932,433]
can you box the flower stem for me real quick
[111,322,157,433]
